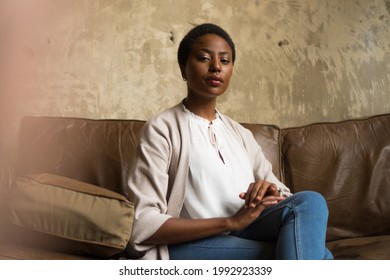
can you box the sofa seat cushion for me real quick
[0,243,94,260]
[6,173,134,258]
[327,235,390,259]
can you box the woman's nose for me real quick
[209,59,221,72]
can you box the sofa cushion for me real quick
[282,114,390,241]
[326,235,390,260]
[6,173,134,258]
[0,243,94,260]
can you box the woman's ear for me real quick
[180,67,187,81]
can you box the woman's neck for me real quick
[184,96,217,122]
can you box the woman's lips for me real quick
[206,77,223,87]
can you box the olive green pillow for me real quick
[7,173,134,258]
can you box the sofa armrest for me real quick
[0,165,14,243]
[0,165,14,191]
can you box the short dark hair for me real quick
[177,23,236,72]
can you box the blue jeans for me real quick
[168,191,334,260]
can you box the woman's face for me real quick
[184,34,234,100]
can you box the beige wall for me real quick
[1,0,390,164]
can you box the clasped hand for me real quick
[228,180,285,231]
[240,180,284,209]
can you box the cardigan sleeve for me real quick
[127,120,173,255]
[251,138,292,197]
[221,115,292,197]
[242,125,292,197]
[126,103,189,259]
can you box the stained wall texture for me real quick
[1,0,390,165]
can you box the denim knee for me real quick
[289,191,329,218]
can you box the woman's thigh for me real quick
[168,234,276,260]
[232,191,329,242]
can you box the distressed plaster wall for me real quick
[1,0,390,165]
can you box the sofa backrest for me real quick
[16,117,145,197]
[15,117,283,197]
[16,114,390,243]
[282,114,390,241]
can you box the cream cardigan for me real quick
[127,101,291,259]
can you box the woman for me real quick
[127,23,333,260]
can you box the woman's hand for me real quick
[239,180,284,209]
[227,195,283,231]
[226,180,286,231]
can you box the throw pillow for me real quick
[6,173,134,258]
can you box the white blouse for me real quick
[181,107,255,219]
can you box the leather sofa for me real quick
[1,113,390,259]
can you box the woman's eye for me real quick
[221,58,230,65]
[198,56,210,62]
